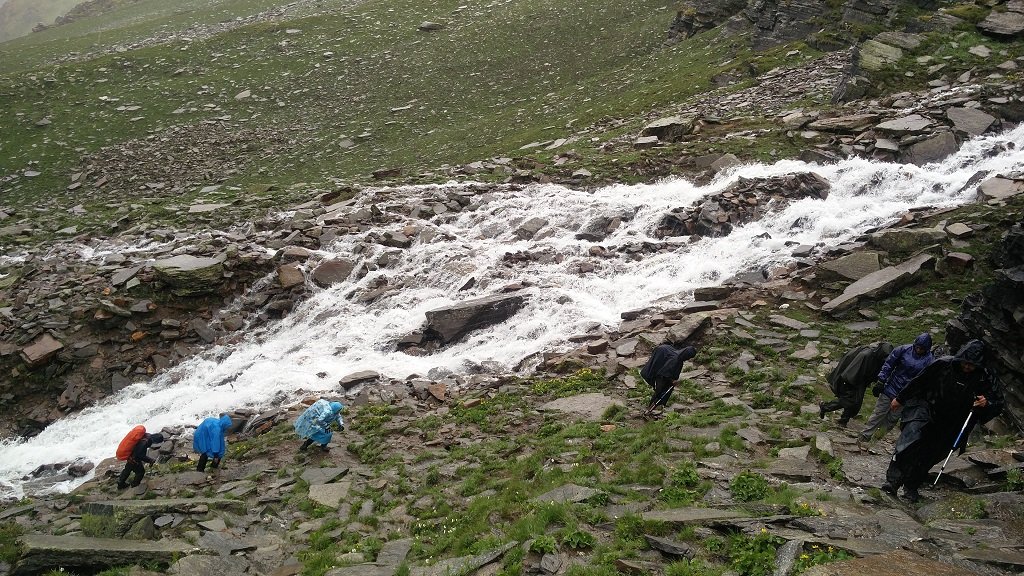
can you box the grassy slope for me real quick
[0,0,792,234]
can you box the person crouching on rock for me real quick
[295,399,344,452]
[882,340,1003,503]
[639,342,697,418]
[117,432,164,490]
[193,414,233,472]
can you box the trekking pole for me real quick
[642,383,677,418]
[933,410,974,486]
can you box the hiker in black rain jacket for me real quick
[819,341,894,427]
[882,340,1003,502]
[117,432,164,489]
[640,343,697,414]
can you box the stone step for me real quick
[14,534,196,575]
[85,498,246,533]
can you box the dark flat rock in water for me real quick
[532,484,602,504]
[14,535,196,575]
[641,507,743,523]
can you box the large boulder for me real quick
[20,334,64,367]
[946,107,997,137]
[312,259,355,287]
[153,254,225,296]
[858,40,903,71]
[867,227,946,253]
[640,116,695,143]
[978,2,1024,38]
[420,293,527,346]
[818,251,882,281]
[900,131,960,166]
[822,253,936,314]
[978,176,1024,202]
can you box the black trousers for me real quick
[886,437,949,490]
[820,397,859,422]
[197,454,221,472]
[647,376,674,409]
[117,460,145,488]
[821,381,865,422]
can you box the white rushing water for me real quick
[1,126,1022,498]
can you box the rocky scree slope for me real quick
[2,192,1024,575]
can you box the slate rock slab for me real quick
[641,507,743,524]
[801,549,975,575]
[409,541,517,576]
[168,554,249,576]
[300,466,349,486]
[539,393,623,421]
[308,481,351,508]
[532,484,602,504]
[14,535,196,575]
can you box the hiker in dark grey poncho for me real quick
[640,344,697,416]
[819,341,894,427]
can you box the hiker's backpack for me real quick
[116,425,146,461]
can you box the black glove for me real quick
[871,383,883,397]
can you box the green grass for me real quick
[0,521,23,565]
[0,0,834,243]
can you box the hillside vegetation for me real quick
[0,0,812,236]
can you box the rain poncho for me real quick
[887,340,1003,490]
[193,414,233,458]
[640,345,697,385]
[824,341,894,416]
[294,400,344,445]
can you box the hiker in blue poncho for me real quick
[859,333,934,442]
[193,414,233,472]
[295,399,344,452]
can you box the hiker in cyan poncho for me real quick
[294,399,344,452]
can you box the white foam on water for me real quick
[1,126,1022,497]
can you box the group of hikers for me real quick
[819,334,1004,501]
[114,399,344,490]
[639,334,1005,503]
[115,330,1004,505]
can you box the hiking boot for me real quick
[880,483,897,496]
[818,404,826,420]
[903,487,921,503]
[837,418,849,428]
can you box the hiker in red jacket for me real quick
[117,432,164,489]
